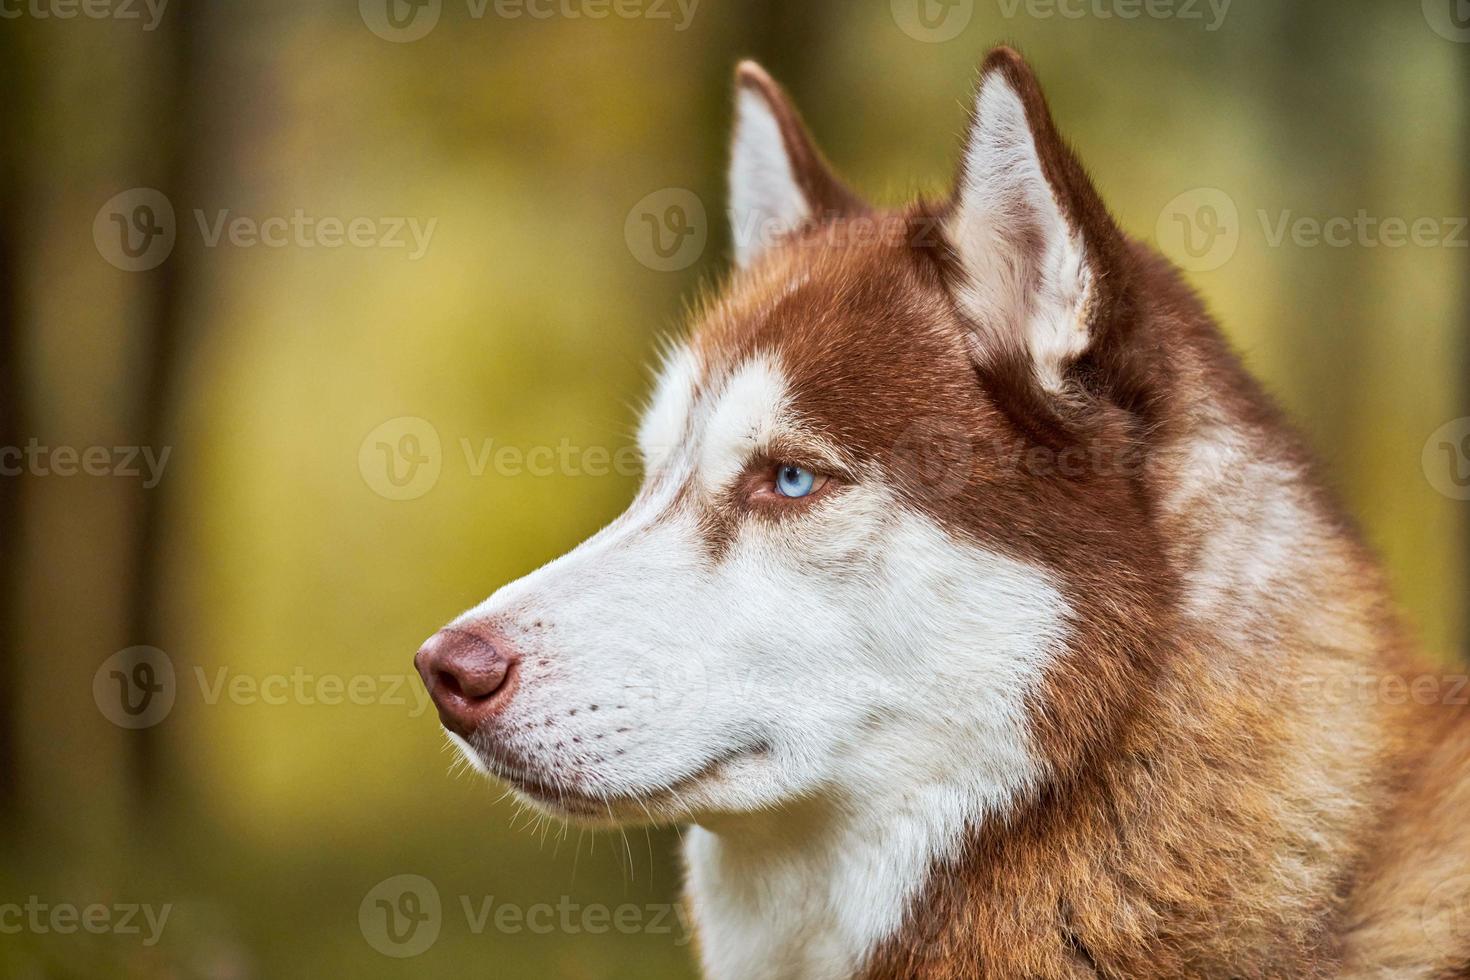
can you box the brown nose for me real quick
[414,625,518,737]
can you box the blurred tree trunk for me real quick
[126,0,208,812]
[0,27,31,828]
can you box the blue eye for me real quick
[775,464,817,498]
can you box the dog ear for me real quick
[944,47,1129,392]
[729,61,863,268]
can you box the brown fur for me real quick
[683,48,1470,978]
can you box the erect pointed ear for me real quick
[944,48,1129,391]
[728,61,863,269]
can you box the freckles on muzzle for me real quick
[413,623,520,738]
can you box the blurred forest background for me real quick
[0,0,1465,976]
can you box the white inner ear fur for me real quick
[946,74,1093,391]
[729,87,811,269]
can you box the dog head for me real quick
[416,48,1176,826]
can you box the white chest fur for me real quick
[683,785,981,980]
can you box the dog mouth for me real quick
[485,743,768,822]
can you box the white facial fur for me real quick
[447,345,1073,975]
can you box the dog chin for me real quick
[446,731,773,826]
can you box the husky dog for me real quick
[415,47,1470,979]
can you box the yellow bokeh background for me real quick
[3,1,1464,976]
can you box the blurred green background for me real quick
[0,0,1465,976]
